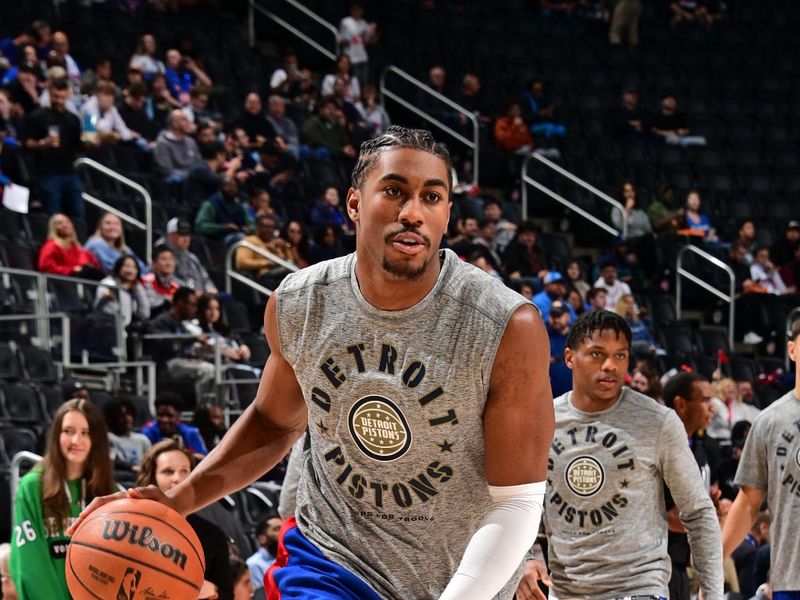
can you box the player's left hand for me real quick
[515,559,551,600]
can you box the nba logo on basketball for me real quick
[117,567,141,600]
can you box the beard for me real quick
[381,254,430,280]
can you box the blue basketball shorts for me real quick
[265,516,383,600]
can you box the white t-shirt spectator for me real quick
[130,54,166,76]
[750,263,788,295]
[339,16,370,65]
[593,277,632,310]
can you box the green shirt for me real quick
[194,195,255,239]
[10,468,84,600]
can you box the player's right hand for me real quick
[66,485,178,536]
[515,559,552,600]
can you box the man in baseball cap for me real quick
[533,271,576,322]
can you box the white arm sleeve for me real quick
[438,481,546,600]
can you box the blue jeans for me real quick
[37,173,84,219]
[774,592,800,600]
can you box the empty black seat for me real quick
[0,344,21,381]
[18,346,58,384]
[222,300,252,335]
[0,427,39,459]
[697,329,731,356]
[0,383,44,424]
[659,323,697,357]
[729,356,759,383]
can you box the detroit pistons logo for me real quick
[565,456,605,497]
[348,395,412,461]
[795,446,800,470]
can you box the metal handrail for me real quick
[248,0,339,61]
[0,312,71,365]
[787,307,800,371]
[675,244,736,351]
[225,240,298,297]
[522,153,627,238]
[11,451,42,525]
[74,157,154,265]
[379,66,480,186]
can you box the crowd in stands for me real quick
[0,0,798,598]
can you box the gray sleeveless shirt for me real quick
[276,249,528,599]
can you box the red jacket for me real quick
[37,239,100,275]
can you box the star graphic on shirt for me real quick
[316,420,328,434]
[438,440,454,452]
[620,479,630,489]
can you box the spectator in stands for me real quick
[330,76,367,132]
[235,214,295,288]
[309,185,353,237]
[182,84,218,131]
[520,78,566,140]
[158,217,218,295]
[252,139,303,203]
[612,180,652,238]
[194,176,253,246]
[647,184,684,236]
[129,34,165,79]
[534,271,577,320]
[780,242,800,292]
[231,558,255,600]
[50,32,80,90]
[141,392,207,454]
[708,378,760,440]
[164,49,211,103]
[735,218,757,262]
[142,244,182,312]
[94,254,150,329]
[565,259,591,300]
[448,216,480,258]
[245,187,282,223]
[615,293,656,353]
[282,220,312,268]
[194,293,253,364]
[503,220,547,280]
[149,72,182,116]
[6,61,40,117]
[670,0,719,30]
[192,403,227,452]
[585,286,608,312]
[154,109,201,182]
[186,140,243,208]
[238,92,276,147]
[651,94,706,146]
[80,81,135,147]
[731,510,770,598]
[0,88,19,139]
[546,300,573,397]
[62,380,92,402]
[38,213,102,278]
[322,54,361,103]
[682,189,717,240]
[23,78,84,217]
[103,397,151,474]
[136,440,230,598]
[609,0,642,45]
[301,98,356,159]
[565,286,586,318]
[613,85,646,139]
[473,219,504,270]
[313,225,345,263]
[715,420,750,499]
[593,259,632,309]
[631,366,662,402]
[79,55,113,96]
[494,100,534,154]
[266,95,300,160]
[771,220,800,267]
[416,65,449,125]
[269,51,312,100]
[482,197,516,255]
[247,515,282,593]
[540,0,577,15]
[359,83,391,137]
[456,73,492,126]
[338,2,377,87]
[10,399,113,599]
[0,542,18,600]
[750,245,790,295]
[118,83,159,143]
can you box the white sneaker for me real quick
[743,331,764,344]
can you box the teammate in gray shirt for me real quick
[517,311,723,600]
[723,318,800,597]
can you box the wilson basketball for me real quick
[66,498,205,600]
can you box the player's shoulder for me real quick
[276,254,353,297]
[439,250,529,326]
[752,390,797,426]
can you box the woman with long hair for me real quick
[37,213,102,278]
[281,221,312,268]
[611,180,652,239]
[614,293,656,353]
[129,34,165,78]
[683,189,717,241]
[195,294,252,364]
[10,399,114,599]
[137,440,233,600]
[84,211,147,274]
[94,254,150,328]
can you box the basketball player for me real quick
[722,319,800,599]
[515,311,722,600]
[71,126,555,599]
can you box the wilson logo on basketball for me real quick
[348,395,412,461]
[102,520,188,570]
